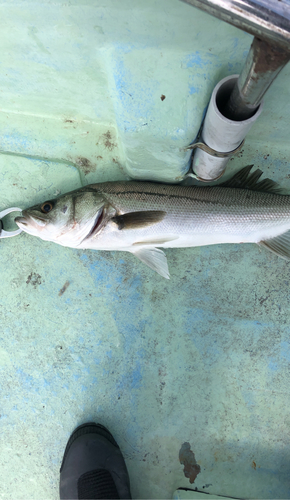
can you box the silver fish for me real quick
[15,166,290,279]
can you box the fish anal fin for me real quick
[259,230,290,260]
[112,211,166,230]
[220,165,283,194]
[132,247,170,279]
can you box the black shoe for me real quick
[60,422,132,499]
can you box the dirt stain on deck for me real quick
[102,131,117,151]
[59,281,70,296]
[76,157,95,175]
[179,442,201,484]
[26,272,42,288]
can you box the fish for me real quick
[15,165,290,279]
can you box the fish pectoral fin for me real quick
[259,230,290,260]
[111,210,166,230]
[132,247,170,279]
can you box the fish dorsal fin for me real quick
[259,230,290,260]
[111,211,166,230]
[132,247,170,279]
[220,165,283,194]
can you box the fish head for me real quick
[15,190,106,247]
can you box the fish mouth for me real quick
[15,216,28,228]
[15,213,47,230]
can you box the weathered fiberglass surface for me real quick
[1,0,290,499]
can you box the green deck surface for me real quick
[1,1,290,498]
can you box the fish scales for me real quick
[93,182,290,231]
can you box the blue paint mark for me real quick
[280,341,290,361]
[112,42,137,55]
[170,127,186,141]
[268,358,278,371]
[185,307,216,335]
[16,367,34,388]
[184,52,205,68]
[184,51,221,72]
[79,251,151,441]
[131,362,142,389]
[189,85,199,95]
[117,360,143,391]
[266,340,290,374]
[112,55,159,130]
[232,38,239,50]
[80,253,116,285]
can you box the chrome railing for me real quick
[181,0,290,122]
[181,0,290,49]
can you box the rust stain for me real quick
[76,157,95,175]
[252,38,290,76]
[179,442,201,484]
[251,460,256,470]
[102,130,117,151]
[59,281,70,296]
[160,94,166,101]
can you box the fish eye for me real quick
[41,202,54,214]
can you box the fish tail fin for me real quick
[259,229,290,260]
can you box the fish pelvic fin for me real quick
[111,210,166,230]
[220,165,283,194]
[132,247,170,279]
[259,230,290,260]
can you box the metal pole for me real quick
[223,37,290,121]
[180,0,290,50]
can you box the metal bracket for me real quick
[0,207,23,238]
[186,139,245,158]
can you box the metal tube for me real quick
[180,0,290,51]
[223,37,290,121]
[191,75,263,181]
